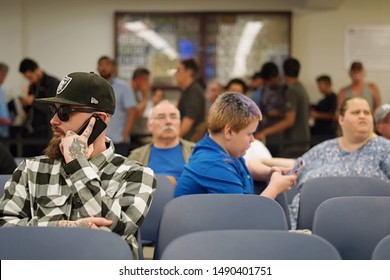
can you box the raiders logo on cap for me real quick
[56,76,72,95]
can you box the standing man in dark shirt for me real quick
[258,62,286,128]
[176,58,205,141]
[19,58,60,155]
[255,58,310,158]
[310,75,337,142]
[257,62,286,156]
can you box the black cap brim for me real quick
[35,96,86,107]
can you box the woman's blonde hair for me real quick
[339,96,370,116]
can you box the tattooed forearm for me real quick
[58,220,77,227]
[77,220,92,228]
[68,138,88,159]
[58,220,92,228]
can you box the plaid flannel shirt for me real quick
[0,140,156,259]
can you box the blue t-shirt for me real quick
[0,86,10,138]
[148,143,185,181]
[106,78,137,143]
[175,134,254,197]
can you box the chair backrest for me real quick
[140,174,175,245]
[0,174,11,197]
[297,176,390,230]
[254,181,291,229]
[160,229,341,260]
[286,183,300,204]
[14,157,25,166]
[275,192,291,229]
[372,234,390,260]
[0,227,133,260]
[154,194,288,259]
[312,196,390,260]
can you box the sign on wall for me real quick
[346,25,390,70]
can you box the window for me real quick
[115,12,291,87]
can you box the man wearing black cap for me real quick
[0,72,156,259]
[338,61,381,111]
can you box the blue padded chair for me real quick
[297,176,390,230]
[372,234,390,260]
[154,194,288,259]
[14,157,25,166]
[286,182,300,204]
[0,174,11,197]
[254,181,291,229]
[0,227,133,260]
[161,229,341,260]
[312,196,390,260]
[140,174,175,246]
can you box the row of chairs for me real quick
[147,176,390,260]
[297,176,390,230]
[2,216,390,260]
[160,228,390,260]
[1,174,390,259]
[150,193,390,260]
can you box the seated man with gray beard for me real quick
[128,100,195,185]
[0,72,156,259]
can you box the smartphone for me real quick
[288,159,305,175]
[77,114,107,145]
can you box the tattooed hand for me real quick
[60,117,96,163]
[58,217,113,229]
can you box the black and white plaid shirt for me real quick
[0,140,156,259]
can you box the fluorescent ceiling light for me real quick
[125,21,179,60]
[232,21,263,77]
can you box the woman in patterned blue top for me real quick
[289,96,390,228]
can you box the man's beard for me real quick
[99,72,111,80]
[44,137,64,161]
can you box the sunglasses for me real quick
[49,105,100,122]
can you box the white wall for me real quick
[1,0,390,103]
[293,0,390,103]
[0,0,23,98]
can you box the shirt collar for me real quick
[89,138,115,170]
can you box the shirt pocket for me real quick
[36,186,71,209]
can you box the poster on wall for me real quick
[346,25,390,70]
